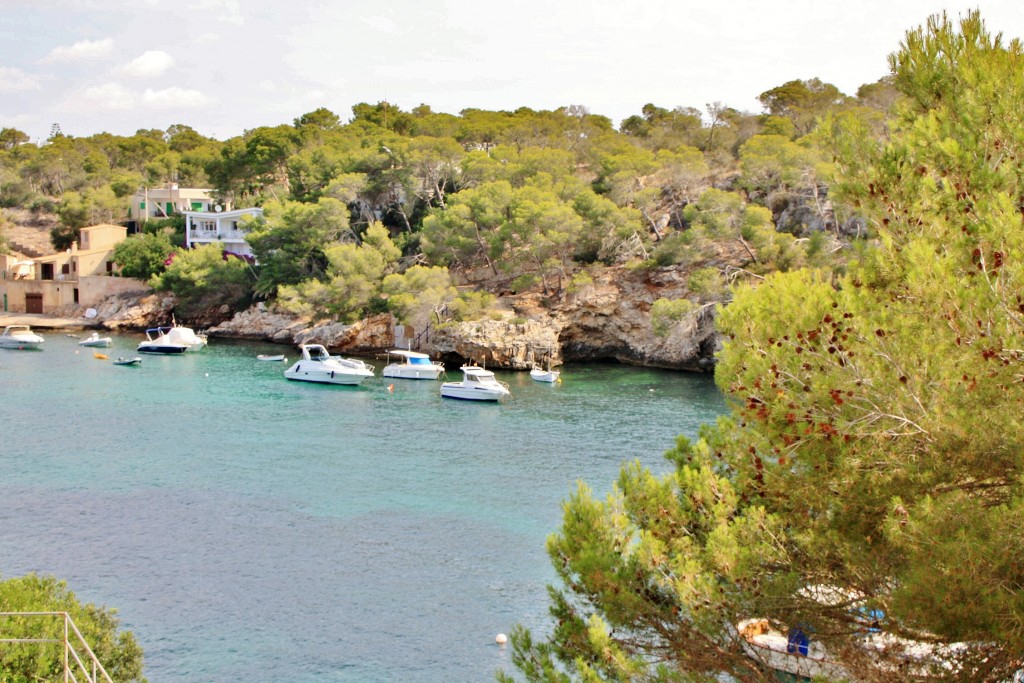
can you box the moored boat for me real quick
[283,344,375,385]
[78,331,112,347]
[440,365,511,401]
[381,349,445,380]
[0,324,45,349]
[256,354,287,362]
[113,356,142,366]
[137,324,206,354]
[529,365,560,383]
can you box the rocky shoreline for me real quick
[34,263,724,372]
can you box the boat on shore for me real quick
[78,331,112,348]
[0,324,45,349]
[440,365,511,401]
[737,618,847,680]
[283,344,375,385]
[381,349,445,380]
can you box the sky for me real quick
[1,0,1021,144]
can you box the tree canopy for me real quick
[0,573,145,682]
[1,46,878,326]
[500,10,1024,683]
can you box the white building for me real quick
[129,185,218,223]
[183,207,264,258]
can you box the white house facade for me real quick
[129,185,218,223]
[183,207,264,257]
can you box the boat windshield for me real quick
[410,357,432,365]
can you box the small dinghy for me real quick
[257,354,287,362]
[113,356,142,366]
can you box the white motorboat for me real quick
[530,365,560,383]
[137,325,206,354]
[78,331,112,347]
[382,349,445,380]
[256,354,286,362]
[0,325,44,349]
[440,365,511,401]
[284,344,375,385]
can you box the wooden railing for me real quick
[0,611,114,682]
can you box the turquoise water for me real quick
[0,334,728,682]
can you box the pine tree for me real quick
[502,11,1024,682]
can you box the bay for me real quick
[0,333,727,682]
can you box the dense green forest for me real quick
[0,72,896,325]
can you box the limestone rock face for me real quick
[293,314,393,355]
[209,307,393,354]
[554,267,720,371]
[80,262,724,372]
[87,292,175,330]
[394,265,722,371]
[431,316,562,370]
[207,305,309,343]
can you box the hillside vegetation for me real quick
[0,75,896,331]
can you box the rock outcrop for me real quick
[428,266,721,372]
[206,304,309,343]
[52,291,175,330]
[292,314,393,355]
[208,307,394,355]
[82,262,727,372]
[431,315,562,370]
[554,266,720,371]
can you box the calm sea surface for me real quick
[0,333,727,682]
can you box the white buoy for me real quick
[495,633,507,645]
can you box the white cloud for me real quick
[61,82,136,111]
[0,67,42,93]
[41,38,114,64]
[258,79,276,92]
[142,86,213,108]
[186,0,243,25]
[361,14,402,35]
[118,50,176,78]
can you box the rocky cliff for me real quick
[86,263,724,372]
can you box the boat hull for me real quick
[138,345,189,354]
[284,369,370,385]
[383,366,444,380]
[0,339,43,349]
[530,369,560,383]
[79,336,112,347]
[439,384,506,401]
